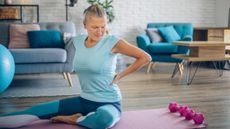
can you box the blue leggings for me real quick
[1,97,122,129]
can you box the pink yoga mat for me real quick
[19,108,207,129]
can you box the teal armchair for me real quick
[136,23,193,73]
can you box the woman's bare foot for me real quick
[51,113,82,124]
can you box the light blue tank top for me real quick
[73,34,122,102]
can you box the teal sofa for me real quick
[136,23,193,73]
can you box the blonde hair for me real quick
[83,4,106,24]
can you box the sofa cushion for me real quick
[145,28,163,42]
[8,24,40,48]
[158,26,181,42]
[10,48,67,63]
[148,43,178,54]
[28,30,65,48]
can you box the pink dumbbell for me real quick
[185,109,195,120]
[193,113,205,124]
[178,105,188,116]
[168,102,180,113]
[168,102,205,125]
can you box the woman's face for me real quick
[84,16,107,42]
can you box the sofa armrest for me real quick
[64,37,76,72]
[136,34,151,53]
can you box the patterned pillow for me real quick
[146,28,163,43]
[8,24,40,48]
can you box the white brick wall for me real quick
[23,0,217,43]
[2,0,221,64]
[1,0,218,41]
[112,0,217,43]
[216,0,230,27]
[23,0,218,64]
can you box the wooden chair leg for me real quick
[151,62,156,71]
[181,64,184,70]
[66,72,73,87]
[146,62,156,73]
[147,62,153,73]
[63,72,67,80]
[178,63,184,75]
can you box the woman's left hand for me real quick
[111,74,120,85]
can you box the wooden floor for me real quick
[1,63,230,129]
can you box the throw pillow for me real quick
[158,26,181,42]
[27,30,65,48]
[145,28,163,42]
[8,24,40,48]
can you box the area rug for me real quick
[11,108,207,129]
[0,74,80,98]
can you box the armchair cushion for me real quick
[158,26,181,42]
[148,43,178,54]
[28,30,65,48]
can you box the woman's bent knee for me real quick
[77,106,121,129]
[96,107,120,128]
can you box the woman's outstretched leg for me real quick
[1,96,84,118]
[0,99,60,128]
[0,96,84,128]
[0,100,60,118]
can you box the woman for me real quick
[0,4,151,129]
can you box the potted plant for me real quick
[86,0,114,23]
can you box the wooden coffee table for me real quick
[171,41,230,85]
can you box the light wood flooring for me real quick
[1,63,230,129]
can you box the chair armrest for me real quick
[64,37,76,72]
[177,46,189,54]
[181,35,193,41]
[177,35,192,54]
[136,34,151,53]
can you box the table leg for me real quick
[218,61,224,77]
[212,61,224,77]
[186,62,200,85]
[171,63,180,79]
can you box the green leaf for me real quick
[108,0,113,5]
[86,0,115,23]
[87,0,96,3]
